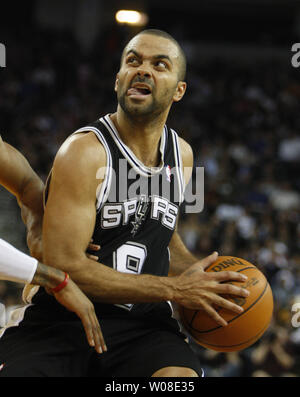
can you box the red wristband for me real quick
[50,272,69,293]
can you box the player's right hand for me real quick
[49,279,107,354]
[173,252,250,327]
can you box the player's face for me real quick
[115,34,186,119]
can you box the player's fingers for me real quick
[211,294,245,315]
[211,271,248,284]
[86,254,99,261]
[214,282,250,298]
[199,252,219,270]
[88,243,101,251]
[89,311,107,354]
[80,312,97,350]
[201,301,228,327]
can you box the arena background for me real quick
[0,0,300,377]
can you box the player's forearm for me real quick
[21,208,43,261]
[18,175,44,228]
[1,142,44,220]
[18,176,44,260]
[45,253,175,304]
[168,231,198,276]
[32,262,65,289]
[76,261,176,304]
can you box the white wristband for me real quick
[0,238,38,284]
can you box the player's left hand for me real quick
[86,240,101,261]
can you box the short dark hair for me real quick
[121,29,187,81]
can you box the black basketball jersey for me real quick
[34,114,185,317]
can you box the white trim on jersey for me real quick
[170,129,185,204]
[22,284,40,304]
[0,239,38,338]
[73,126,113,212]
[100,114,167,178]
[0,303,33,339]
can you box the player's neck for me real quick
[110,109,167,168]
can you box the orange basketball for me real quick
[178,256,274,352]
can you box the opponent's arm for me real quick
[0,237,106,353]
[42,133,248,326]
[0,137,44,260]
[32,262,106,353]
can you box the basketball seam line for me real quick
[197,314,272,349]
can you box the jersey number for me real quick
[113,242,147,310]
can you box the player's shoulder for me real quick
[168,128,193,156]
[54,131,107,174]
[178,136,193,155]
[0,134,5,149]
[0,135,8,160]
[172,130,193,168]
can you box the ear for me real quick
[173,81,187,103]
[114,74,119,93]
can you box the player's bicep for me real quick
[42,134,105,273]
[43,181,96,271]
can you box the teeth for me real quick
[133,85,150,91]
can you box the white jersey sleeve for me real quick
[0,238,37,284]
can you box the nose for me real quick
[136,65,151,79]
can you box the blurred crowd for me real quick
[0,25,300,376]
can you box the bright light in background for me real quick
[115,10,148,26]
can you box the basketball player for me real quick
[0,135,106,354]
[0,30,249,377]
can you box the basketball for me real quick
[178,256,274,352]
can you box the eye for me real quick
[155,60,168,70]
[127,56,139,65]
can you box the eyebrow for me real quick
[153,54,173,65]
[125,50,173,65]
[125,49,140,58]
